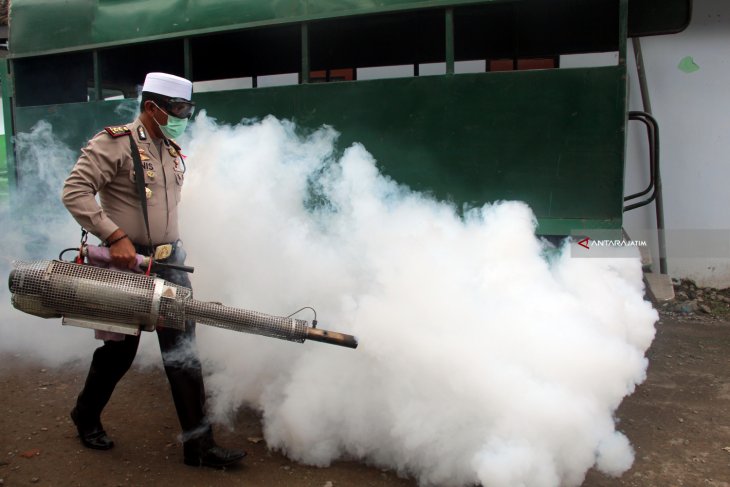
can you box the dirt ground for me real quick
[1,309,729,487]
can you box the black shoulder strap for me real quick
[127,135,154,250]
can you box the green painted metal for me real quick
[13,67,626,235]
[618,0,629,66]
[301,23,310,84]
[184,38,193,80]
[445,8,454,75]
[0,59,16,198]
[628,0,692,36]
[6,0,647,235]
[93,51,102,101]
[617,0,630,219]
[0,136,7,204]
[8,0,494,58]
[8,0,691,58]
[200,69,627,235]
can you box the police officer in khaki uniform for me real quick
[62,72,245,468]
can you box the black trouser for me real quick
[74,242,211,444]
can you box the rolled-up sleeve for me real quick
[62,134,122,241]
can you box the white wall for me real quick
[623,0,730,287]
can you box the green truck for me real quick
[1,0,691,235]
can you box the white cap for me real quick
[142,72,192,100]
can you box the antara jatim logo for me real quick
[575,236,647,251]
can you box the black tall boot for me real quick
[182,424,247,468]
[159,326,245,468]
[72,335,140,450]
[166,365,247,468]
[70,406,114,450]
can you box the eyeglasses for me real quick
[160,98,196,119]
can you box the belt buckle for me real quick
[154,244,174,261]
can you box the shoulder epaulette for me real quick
[104,125,132,138]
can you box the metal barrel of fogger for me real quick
[183,300,358,348]
[8,260,358,349]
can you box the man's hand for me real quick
[106,229,137,269]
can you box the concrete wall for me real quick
[623,0,730,287]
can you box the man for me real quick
[62,72,245,468]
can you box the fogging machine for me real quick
[7,250,357,349]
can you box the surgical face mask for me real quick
[151,102,189,139]
[159,114,188,139]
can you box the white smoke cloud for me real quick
[0,119,159,366]
[0,113,657,486]
[179,113,657,487]
[0,121,97,365]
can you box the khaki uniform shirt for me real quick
[62,118,184,245]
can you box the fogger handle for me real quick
[306,328,359,349]
[83,245,194,274]
[144,260,195,274]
